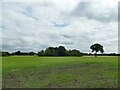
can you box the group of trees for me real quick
[0,51,9,56]
[0,51,35,56]
[1,44,120,57]
[0,46,83,57]
[38,46,83,56]
[83,53,120,56]
[11,51,35,55]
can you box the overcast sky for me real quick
[1,0,119,53]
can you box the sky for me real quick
[1,0,119,53]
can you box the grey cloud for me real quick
[60,41,73,45]
[60,35,72,38]
[71,2,117,22]
[2,1,118,53]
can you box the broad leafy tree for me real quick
[90,43,104,57]
[29,51,35,55]
[38,50,45,56]
[58,46,66,56]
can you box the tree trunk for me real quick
[95,52,97,57]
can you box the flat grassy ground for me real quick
[2,56,118,88]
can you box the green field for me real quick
[2,56,118,88]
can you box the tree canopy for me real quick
[90,43,104,57]
[38,46,83,56]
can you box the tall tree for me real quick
[38,50,45,56]
[58,46,66,56]
[90,43,104,57]
[45,47,57,56]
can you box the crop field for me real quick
[2,56,118,88]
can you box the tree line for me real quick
[1,44,120,57]
[0,51,35,56]
[0,46,83,57]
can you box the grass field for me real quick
[2,56,118,88]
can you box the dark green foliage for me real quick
[14,51,29,55]
[38,50,45,56]
[0,51,9,56]
[90,43,104,57]
[15,51,21,55]
[11,51,34,56]
[38,46,83,56]
[45,47,57,56]
[58,46,66,56]
[29,52,35,55]
[67,50,83,56]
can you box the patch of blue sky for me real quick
[53,22,69,28]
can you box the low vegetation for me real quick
[2,56,118,88]
[2,44,119,88]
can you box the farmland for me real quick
[2,56,118,88]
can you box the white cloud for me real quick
[1,0,118,53]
